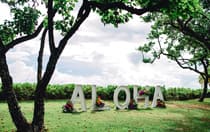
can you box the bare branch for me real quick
[163,51,204,75]
[157,35,163,53]
[0,38,4,49]
[201,58,209,77]
[57,0,91,54]
[200,12,210,21]
[37,28,47,82]
[177,59,202,74]
[48,0,56,53]
[184,16,193,27]
[157,34,205,75]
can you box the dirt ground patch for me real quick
[167,103,210,111]
[201,117,210,122]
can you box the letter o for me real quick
[114,86,130,110]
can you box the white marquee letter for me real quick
[133,86,149,108]
[71,85,87,111]
[114,86,130,110]
[91,85,97,110]
[152,85,164,108]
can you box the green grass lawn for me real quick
[1,99,210,132]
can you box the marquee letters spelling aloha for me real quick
[70,85,164,111]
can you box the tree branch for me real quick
[184,17,193,27]
[88,0,169,15]
[157,35,204,75]
[0,38,4,49]
[0,38,5,57]
[57,0,91,55]
[171,19,210,50]
[37,28,47,82]
[177,58,204,74]
[157,35,163,53]
[182,26,210,49]
[201,58,209,77]
[3,22,43,53]
[3,9,57,54]
[48,0,56,53]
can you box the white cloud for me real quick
[0,3,11,23]
[3,5,201,89]
[9,61,36,83]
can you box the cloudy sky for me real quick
[0,2,201,88]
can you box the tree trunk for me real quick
[0,54,32,131]
[199,76,208,102]
[32,53,59,131]
[32,88,45,131]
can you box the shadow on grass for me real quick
[71,111,84,115]
[165,108,210,132]
[61,111,84,115]
[112,107,154,112]
[166,117,210,132]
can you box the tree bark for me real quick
[37,29,47,82]
[199,76,208,102]
[0,54,32,132]
[32,53,59,131]
[1,1,89,131]
[32,1,91,129]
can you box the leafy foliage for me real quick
[96,9,132,27]
[1,0,209,131]
[54,0,77,35]
[92,0,166,27]
[138,0,210,101]
[12,7,40,34]
[0,83,208,101]
[0,21,15,44]
[0,4,40,44]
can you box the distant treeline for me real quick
[0,83,209,101]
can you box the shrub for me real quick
[0,83,209,101]
[13,83,35,100]
[83,85,92,99]
[46,84,75,99]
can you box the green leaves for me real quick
[142,58,152,63]
[98,9,132,27]
[138,0,209,82]
[11,7,40,35]
[53,0,77,35]
[0,6,40,44]
[139,42,155,53]
[0,21,15,44]
[92,0,139,27]
[160,0,203,20]
[55,17,74,35]
[0,0,31,6]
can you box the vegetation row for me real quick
[0,83,209,101]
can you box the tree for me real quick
[0,0,170,131]
[199,67,210,87]
[138,0,209,102]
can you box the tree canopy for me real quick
[0,0,208,131]
[138,0,210,101]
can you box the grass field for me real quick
[0,99,210,132]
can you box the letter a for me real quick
[151,85,164,108]
[71,85,87,111]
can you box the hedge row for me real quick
[0,83,209,101]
